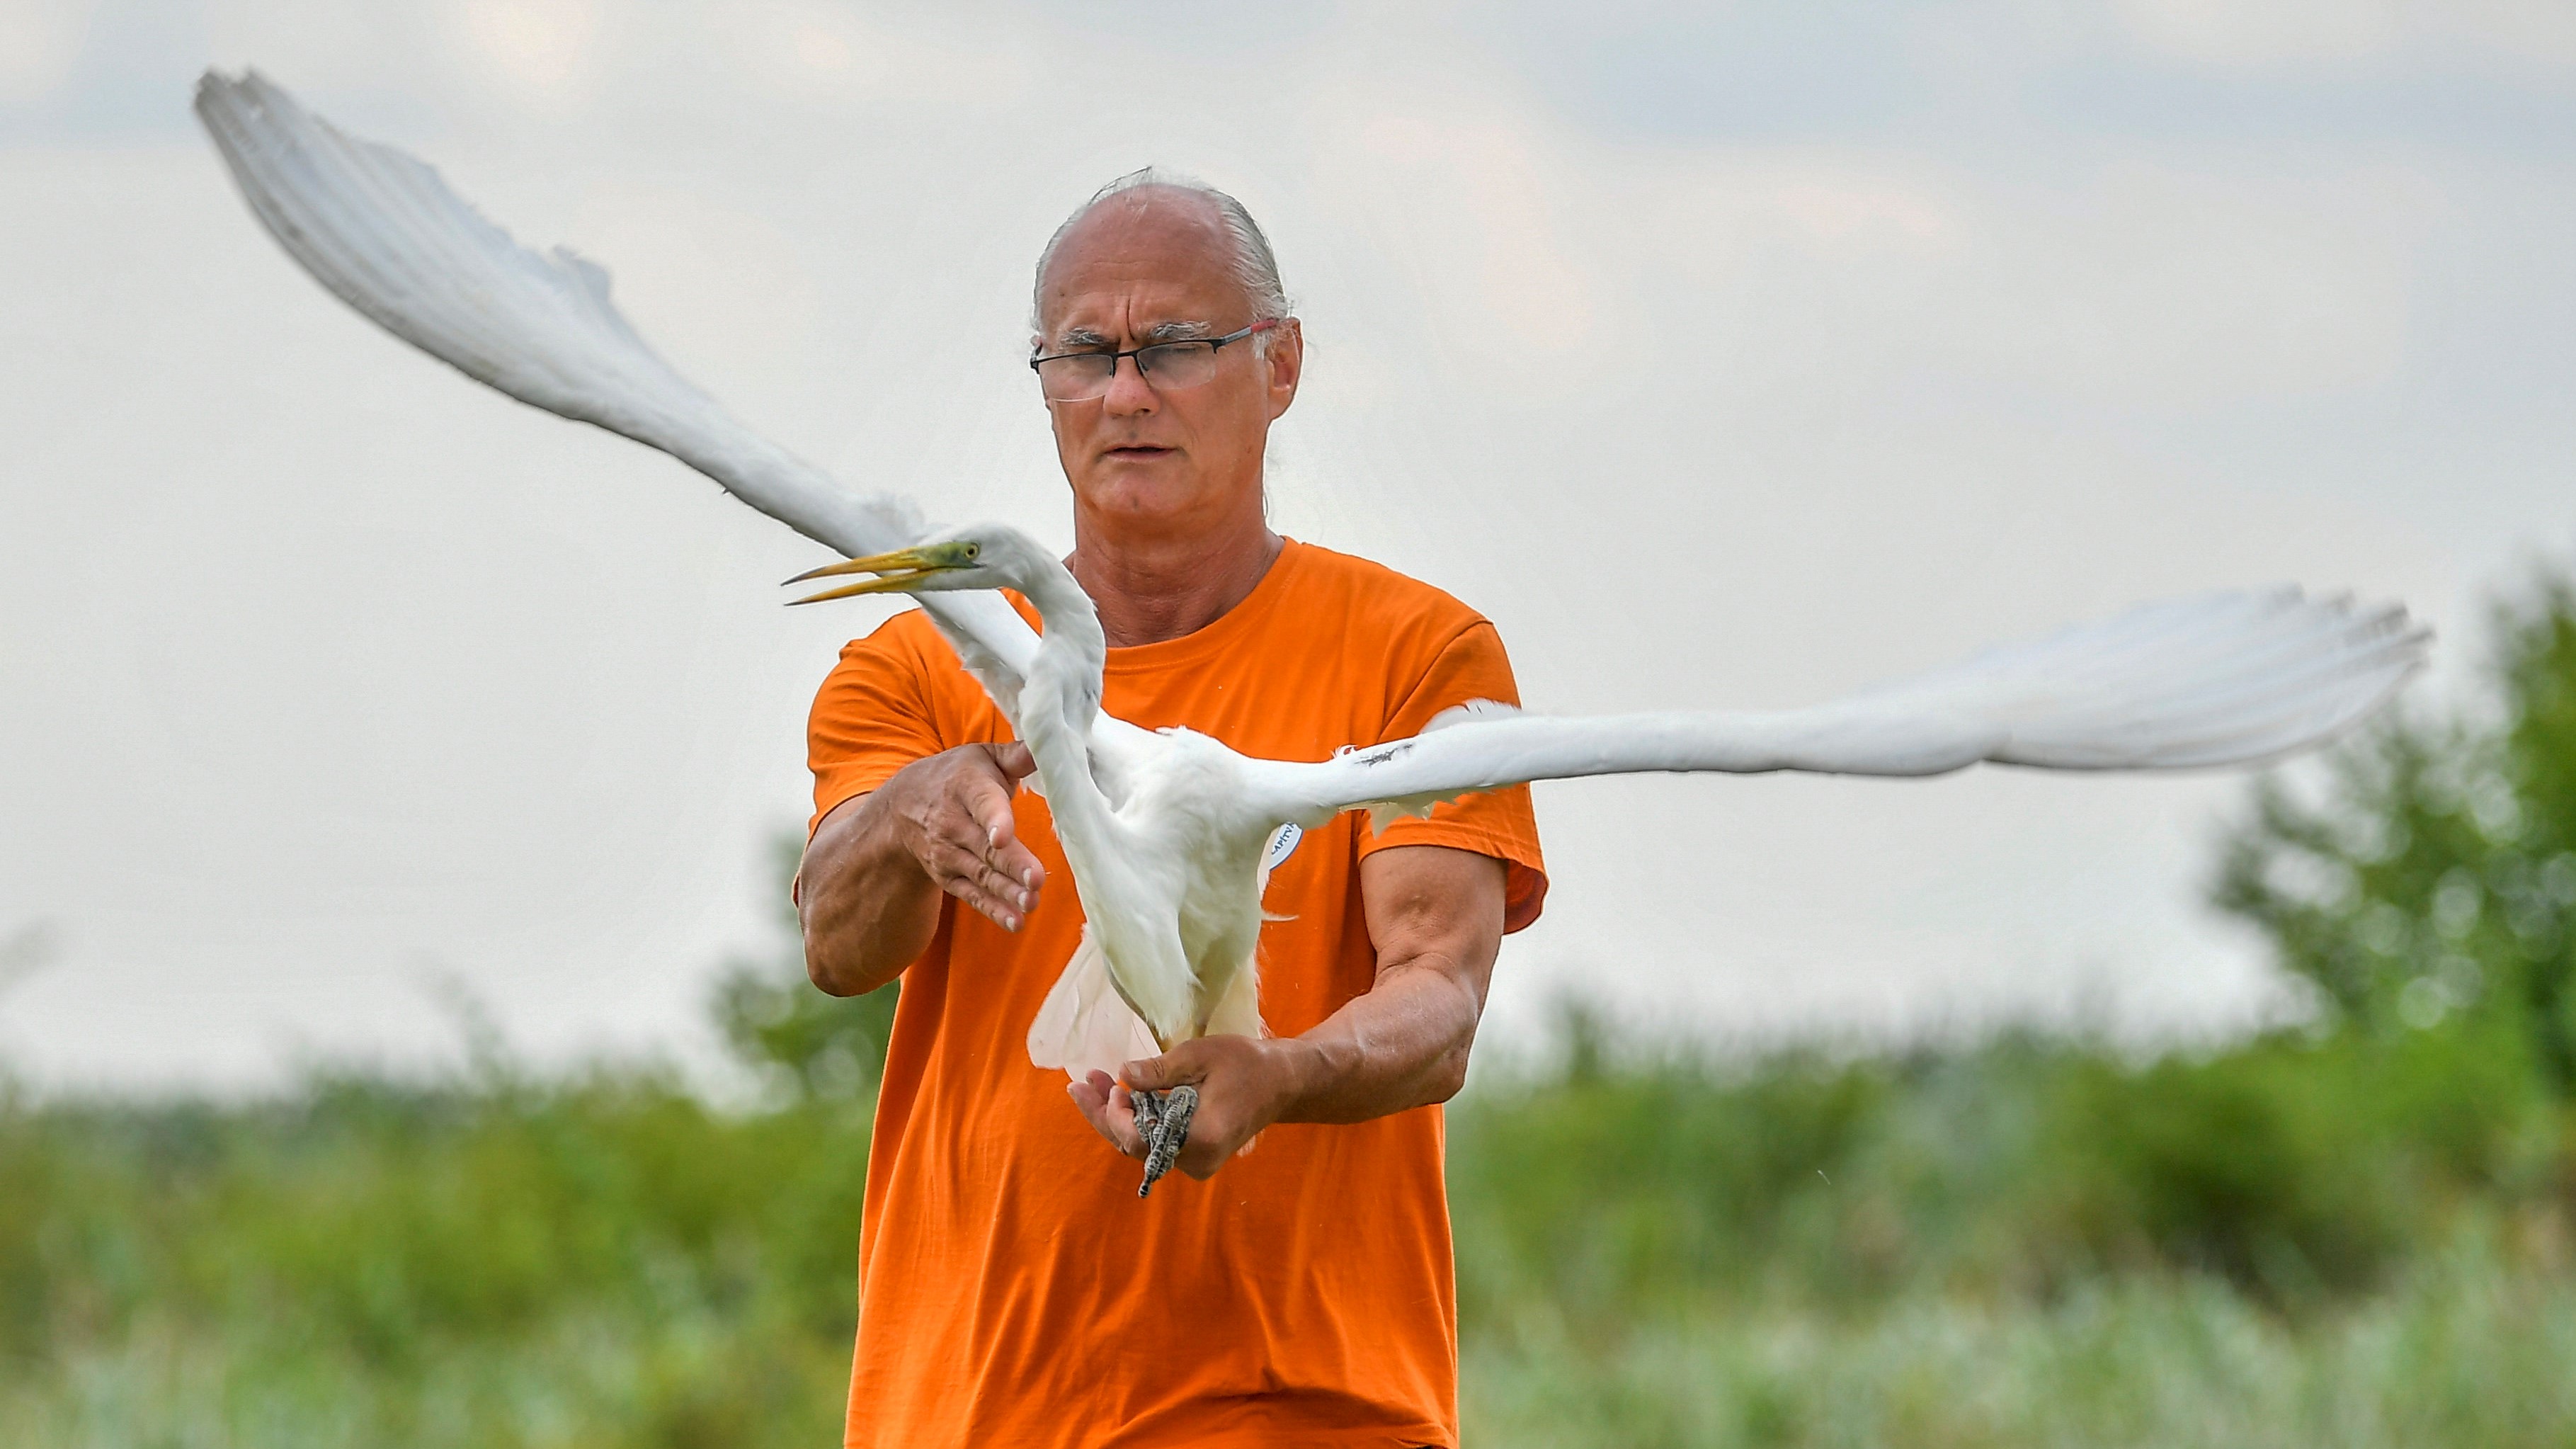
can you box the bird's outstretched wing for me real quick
[191,68,1044,710]
[1245,589,2427,826]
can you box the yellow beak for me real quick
[781,547,948,606]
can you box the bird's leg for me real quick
[1134,1085,1197,1198]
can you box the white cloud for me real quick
[2436,0,2576,69]
[1331,101,1606,356]
[0,0,97,106]
[2113,0,2576,74]
[729,1,1039,109]
[2114,0,2403,72]
[454,0,605,102]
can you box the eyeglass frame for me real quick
[1027,318,1281,400]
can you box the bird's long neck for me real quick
[1020,564,1107,740]
[1013,557,1122,850]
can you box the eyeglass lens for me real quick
[1035,341,1221,402]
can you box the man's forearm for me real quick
[798,743,1047,998]
[1262,843,1508,1123]
[799,792,943,996]
[1267,953,1485,1123]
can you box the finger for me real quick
[1070,1091,1138,1159]
[1119,1049,1199,1093]
[1177,1120,1240,1181]
[993,741,1037,781]
[938,874,1022,933]
[971,851,1037,910]
[1109,1091,1145,1157]
[923,839,1035,917]
[990,839,1045,900]
[962,772,1022,854]
[931,813,1042,906]
[1066,1076,1112,1136]
[1068,1072,1144,1157]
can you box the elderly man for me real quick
[797,170,1546,1449]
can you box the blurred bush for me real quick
[1450,1011,2562,1326]
[2216,569,2576,1084]
[0,1067,877,1445]
[707,834,900,1103]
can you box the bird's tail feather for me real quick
[1025,928,1156,1080]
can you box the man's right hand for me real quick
[797,742,1047,996]
[879,741,1047,931]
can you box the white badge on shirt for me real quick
[1261,822,1303,875]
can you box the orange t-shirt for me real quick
[806,538,1546,1449]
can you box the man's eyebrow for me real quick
[1142,319,1216,342]
[1050,324,1112,351]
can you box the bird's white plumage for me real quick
[1244,586,2428,829]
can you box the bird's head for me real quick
[783,523,1039,605]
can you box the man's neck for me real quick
[1067,506,1283,649]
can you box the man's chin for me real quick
[1085,451,1193,494]
[1077,466,1213,518]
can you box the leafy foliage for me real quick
[0,1069,875,1445]
[707,834,900,1103]
[2215,569,2576,1086]
[1450,1014,2560,1324]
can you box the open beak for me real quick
[782,547,954,606]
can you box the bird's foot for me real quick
[1133,1084,1197,1198]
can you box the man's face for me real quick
[1034,191,1301,535]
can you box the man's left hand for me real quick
[1067,1035,1302,1181]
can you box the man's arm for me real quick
[799,742,1048,996]
[1068,842,1506,1178]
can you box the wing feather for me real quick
[1248,589,2428,824]
[192,68,1051,710]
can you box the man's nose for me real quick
[1102,353,1158,415]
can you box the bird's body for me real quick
[1014,584,1274,1059]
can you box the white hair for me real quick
[1032,167,1292,344]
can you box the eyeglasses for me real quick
[1029,319,1279,403]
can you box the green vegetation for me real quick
[4,569,2572,1448]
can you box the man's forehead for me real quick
[1043,293,1222,345]
[1037,189,1243,336]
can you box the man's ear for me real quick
[1264,319,1305,421]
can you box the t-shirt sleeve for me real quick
[1362,620,1550,933]
[807,618,950,835]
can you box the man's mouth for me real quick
[1104,445,1174,460]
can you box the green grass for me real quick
[1449,1018,2576,1448]
[0,1069,868,1449]
[2,1016,2571,1448]
[1466,1232,2576,1448]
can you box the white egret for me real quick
[790,523,2424,1190]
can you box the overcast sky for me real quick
[4,1,2573,1091]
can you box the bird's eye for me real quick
[964,544,979,559]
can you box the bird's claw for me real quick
[1132,1085,1196,1198]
